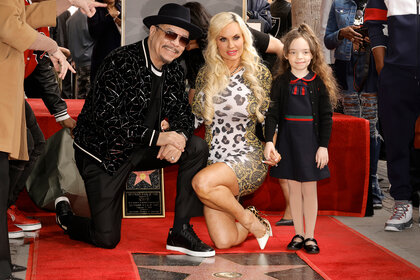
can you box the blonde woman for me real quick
[191,12,280,250]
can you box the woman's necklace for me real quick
[229,64,241,75]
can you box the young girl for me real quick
[264,24,338,254]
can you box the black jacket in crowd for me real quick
[24,52,69,121]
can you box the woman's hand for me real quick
[157,144,182,163]
[160,120,170,131]
[263,141,281,166]
[315,147,329,169]
[49,49,76,80]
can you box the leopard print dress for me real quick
[192,66,272,196]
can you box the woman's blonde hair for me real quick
[200,12,266,124]
[275,23,339,107]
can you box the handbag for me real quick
[26,128,90,216]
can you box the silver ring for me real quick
[171,156,175,161]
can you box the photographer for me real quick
[324,0,383,214]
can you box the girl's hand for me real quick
[263,142,281,166]
[315,147,329,169]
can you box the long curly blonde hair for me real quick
[200,12,267,125]
[274,23,339,107]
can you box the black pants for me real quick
[0,152,11,279]
[8,101,46,207]
[378,64,420,200]
[70,135,208,248]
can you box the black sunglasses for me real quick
[156,25,190,47]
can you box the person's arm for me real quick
[265,35,284,59]
[191,68,206,127]
[28,56,72,122]
[364,0,388,74]
[317,81,333,148]
[56,0,106,18]
[324,1,342,50]
[372,46,386,74]
[87,7,112,40]
[264,77,282,143]
[28,33,75,79]
[25,0,56,29]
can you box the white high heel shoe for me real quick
[256,218,272,250]
[246,206,273,249]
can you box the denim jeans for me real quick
[371,135,384,204]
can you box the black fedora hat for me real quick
[143,3,202,39]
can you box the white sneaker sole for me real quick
[166,244,215,257]
[8,230,24,239]
[15,223,42,231]
[384,221,413,232]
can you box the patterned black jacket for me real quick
[73,38,194,174]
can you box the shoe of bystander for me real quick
[7,205,41,231]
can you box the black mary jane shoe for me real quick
[287,234,304,250]
[303,238,320,254]
[275,218,294,226]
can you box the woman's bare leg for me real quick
[192,163,266,248]
[203,206,249,249]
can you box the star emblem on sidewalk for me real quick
[133,253,323,280]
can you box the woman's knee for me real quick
[192,174,211,197]
[212,236,234,249]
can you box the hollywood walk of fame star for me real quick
[133,170,155,186]
[135,253,317,280]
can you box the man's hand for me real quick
[69,0,107,18]
[315,147,329,169]
[157,144,182,163]
[339,25,364,45]
[59,117,77,138]
[49,49,76,80]
[156,131,186,151]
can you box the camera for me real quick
[357,26,368,38]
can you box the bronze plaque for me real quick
[123,169,165,218]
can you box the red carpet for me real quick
[24,212,420,280]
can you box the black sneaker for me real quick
[4,274,23,280]
[54,196,74,231]
[166,224,215,257]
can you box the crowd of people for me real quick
[1,0,419,279]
